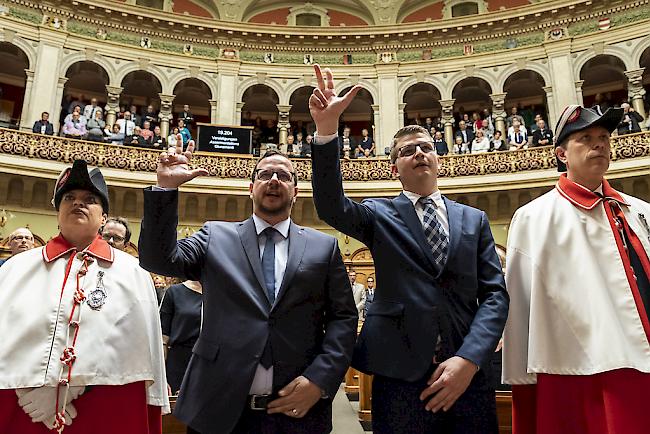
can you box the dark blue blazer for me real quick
[312,139,508,382]
[138,189,357,434]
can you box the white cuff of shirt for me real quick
[313,132,338,145]
[152,186,177,191]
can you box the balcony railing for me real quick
[0,128,648,182]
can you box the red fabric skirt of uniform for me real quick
[512,369,650,434]
[0,381,162,434]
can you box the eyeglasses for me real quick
[397,142,435,158]
[253,169,296,183]
[102,233,125,243]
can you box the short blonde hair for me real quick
[389,125,432,164]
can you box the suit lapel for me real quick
[237,218,272,304]
[392,193,436,272]
[273,222,306,310]
[443,196,463,269]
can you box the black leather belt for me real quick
[247,393,277,411]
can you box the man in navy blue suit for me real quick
[308,64,509,434]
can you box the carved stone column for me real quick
[19,70,35,131]
[104,85,123,128]
[625,68,647,128]
[235,102,246,126]
[490,93,507,137]
[158,93,176,139]
[439,99,455,150]
[542,86,557,130]
[209,99,218,124]
[574,80,585,106]
[277,104,291,147]
[398,103,406,129]
[371,104,381,152]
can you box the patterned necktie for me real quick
[261,227,277,304]
[418,197,449,273]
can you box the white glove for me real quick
[43,402,77,429]
[16,386,85,423]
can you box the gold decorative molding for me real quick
[1,129,648,183]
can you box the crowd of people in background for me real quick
[32,94,198,150]
[31,94,648,159]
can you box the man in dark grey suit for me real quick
[308,65,509,434]
[138,142,357,434]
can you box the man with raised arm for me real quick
[309,64,509,434]
[138,141,357,434]
[504,105,650,434]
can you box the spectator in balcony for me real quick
[62,112,87,139]
[117,111,136,136]
[507,107,525,129]
[83,97,102,121]
[462,113,473,133]
[530,114,543,134]
[490,130,507,152]
[64,105,86,126]
[160,280,203,395]
[300,134,313,158]
[532,119,554,147]
[471,129,491,154]
[293,119,308,139]
[86,110,106,142]
[144,104,158,129]
[252,117,264,149]
[118,105,127,119]
[616,103,643,135]
[453,135,469,154]
[130,104,142,127]
[591,93,610,115]
[508,120,528,150]
[68,96,84,114]
[294,132,306,156]
[32,112,54,135]
[471,112,483,132]
[263,119,278,144]
[178,119,192,149]
[455,120,474,152]
[125,126,147,147]
[432,130,448,156]
[105,123,125,145]
[178,105,194,129]
[434,117,445,136]
[281,134,295,155]
[340,126,356,159]
[168,126,180,149]
[151,125,166,149]
[141,120,154,143]
[424,117,434,132]
[355,128,375,158]
[482,108,494,134]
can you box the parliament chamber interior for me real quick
[0,0,649,433]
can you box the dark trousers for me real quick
[230,399,332,434]
[372,369,498,434]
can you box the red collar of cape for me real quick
[43,234,114,263]
[556,173,629,210]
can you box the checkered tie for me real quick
[418,197,448,272]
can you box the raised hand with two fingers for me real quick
[309,64,363,136]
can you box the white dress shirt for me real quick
[249,214,290,395]
[402,189,449,238]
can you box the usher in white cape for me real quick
[503,179,650,385]
[0,242,169,413]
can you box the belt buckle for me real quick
[249,394,269,411]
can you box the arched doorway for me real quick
[504,70,548,129]
[640,46,650,115]
[173,78,212,138]
[339,86,374,140]
[452,77,492,127]
[61,61,109,128]
[120,70,163,126]
[403,82,442,127]
[580,54,628,108]
[241,84,280,146]
[289,85,316,141]
[0,42,29,129]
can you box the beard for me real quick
[256,196,293,216]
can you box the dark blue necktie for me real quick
[260,227,277,369]
[261,227,277,304]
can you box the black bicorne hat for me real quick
[52,160,109,213]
